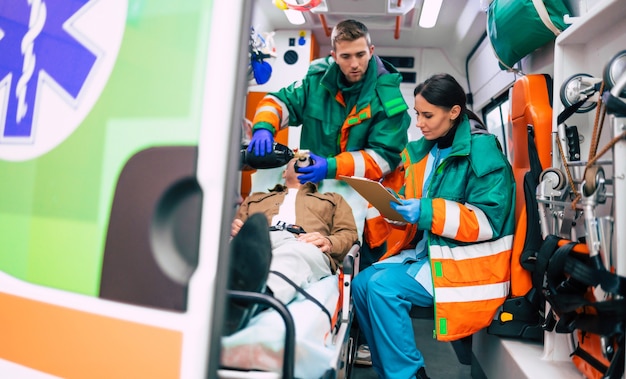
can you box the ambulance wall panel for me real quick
[249,30,317,92]
[467,38,516,112]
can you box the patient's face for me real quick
[282,158,300,186]
[284,159,297,179]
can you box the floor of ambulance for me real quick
[352,318,472,379]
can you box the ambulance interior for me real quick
[225,0,626,378]
[0,0,624,378]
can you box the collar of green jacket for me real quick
[407,114,507,178]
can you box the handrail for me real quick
[226,290,296,379]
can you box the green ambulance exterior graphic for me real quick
[0,0,213,303]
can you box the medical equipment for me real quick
[240,142,295,170]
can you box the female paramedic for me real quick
[352,73,516,379]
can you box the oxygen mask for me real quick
[294,150,312,173]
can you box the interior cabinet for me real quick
[552,0,626,161]
[552,0,626,372]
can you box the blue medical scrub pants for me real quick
[353,261,434,379]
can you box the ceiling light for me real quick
[284,9,306,25]
[419,0,443,28]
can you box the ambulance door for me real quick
[0,1,249,378]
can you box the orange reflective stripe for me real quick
[454,206,480,241]
[381,164,405,192]
[328,270,343,336]
[435,298,505,341]
[404,157,427,198]
[432,200,494,242]
[252,98,282,130]
[431,198,446,235]
[334,150,384,180]
[334,152,355,176]
[364,211,390,248]
[359,150,384,179]
[378,224,416,261]
[335,91,346,107]
[431,252,510,289]
[339,106,357,152]
[339,105,371,151]
[254,113,280,130]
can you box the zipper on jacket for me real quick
[425,148,440,197]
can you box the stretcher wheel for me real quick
[560,73,598,113]
[603,50,626,98]
[583,166,604,197]
[540,168,567,191]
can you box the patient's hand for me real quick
[298,232,332,253]
[231,218,244,237]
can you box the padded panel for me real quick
[510,74,553,180]
[509,74,553,297]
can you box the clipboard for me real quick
[339,175,405,222]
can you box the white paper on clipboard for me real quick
[339,175,405,222]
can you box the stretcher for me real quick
[219,245,359,379]
[219,166,368,379]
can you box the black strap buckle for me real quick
[269,222,306,235]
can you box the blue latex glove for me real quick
[390,198,421,224]
[247,129,274,156]
[296,152,328,184]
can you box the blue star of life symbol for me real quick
[0,0,96,142]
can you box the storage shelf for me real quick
[557,0,626,46]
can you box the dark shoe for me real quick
[416,367,430,379]
[224,213,272,335]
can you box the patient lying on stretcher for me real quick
[226,157,359,335]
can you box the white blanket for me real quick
[221,274,340,378]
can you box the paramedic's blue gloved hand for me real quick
[248,129,274,156]
[390,198,421,224]
[297,152,327,184]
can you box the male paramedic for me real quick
[247,19,410,184]
[225,158,359,334]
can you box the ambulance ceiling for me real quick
[254,0,488,68]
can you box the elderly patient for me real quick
[226,157,358,334]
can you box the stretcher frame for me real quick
[218,242,361,379]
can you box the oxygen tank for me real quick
[240,142,295,170]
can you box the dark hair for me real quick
[413,73,485,128]
[331,19,371,50]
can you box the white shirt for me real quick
[271,188,298,226]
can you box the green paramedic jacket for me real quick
[252,55,410,181]
[367,116,516,341]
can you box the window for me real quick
[482,91,511,162]
[379,56,414,68]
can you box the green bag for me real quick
[487,0,572,70]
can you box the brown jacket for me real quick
[236,182,358,272]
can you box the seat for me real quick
[487,74,554,341]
